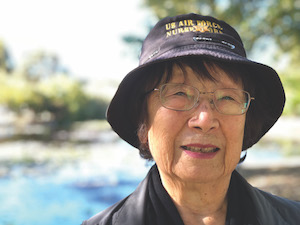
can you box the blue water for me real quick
[0,140,152,225]
[0,169,144,225]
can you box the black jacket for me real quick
[82,166,300,225]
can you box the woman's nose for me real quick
[188,98,219,133]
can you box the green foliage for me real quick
[0,49,109,132]
[0,73,109,129]
[0,72,37,110]
[19,51,67,81]
[280,67,300,116]
[0,40,13,73]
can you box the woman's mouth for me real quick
[181,145,220,153]
[181,145,220,159]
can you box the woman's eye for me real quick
[174,91,187,96]
[219,95,235,101]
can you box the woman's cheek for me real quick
[148,123,179,174]
[223,117,246,170]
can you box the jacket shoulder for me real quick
[81,196,129,225]
[234,170,300,225]
[256,189,300,219]
[81,167,153,225]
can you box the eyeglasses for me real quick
[153,83,255,115]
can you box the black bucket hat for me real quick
[107,13,285,150]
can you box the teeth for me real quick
[182,146,219,153]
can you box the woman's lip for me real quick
[183,150,219,159]
[183,144,219,148]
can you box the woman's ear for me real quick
[137,123,153,160]
[138,123,148,145]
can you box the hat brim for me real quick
[107,44,285,150]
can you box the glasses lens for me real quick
[214,89,250,115]
[158,84,251,115]
[160,84,198,111]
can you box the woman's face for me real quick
[147,64,246,183]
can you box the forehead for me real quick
[164,62,243,89]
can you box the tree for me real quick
[0,48,109,138]
[19,50,69,81]
[0,40,14,73]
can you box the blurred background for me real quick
[0,0,299,224]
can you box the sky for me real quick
[0,0,154,84]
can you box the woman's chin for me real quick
[172,163,225,184]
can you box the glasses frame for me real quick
[153,83,255,115]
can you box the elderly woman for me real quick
[82,13,300,225]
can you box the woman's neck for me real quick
[160,171,231,225]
